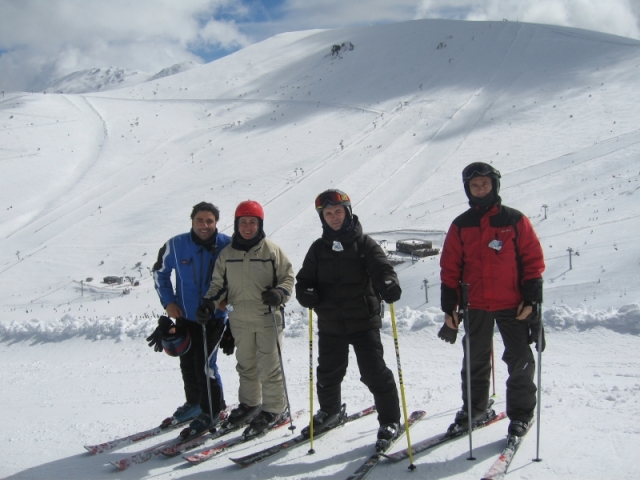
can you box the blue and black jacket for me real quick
[153,229,231,322]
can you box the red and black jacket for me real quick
[440,202,544,314]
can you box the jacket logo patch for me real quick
[181,260,188,265]
[488,239,503,251]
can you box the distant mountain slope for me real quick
[45,61,200,93]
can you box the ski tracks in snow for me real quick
[351,24,534,217]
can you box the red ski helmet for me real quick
[161,330,191,357]
[234,200,264,220]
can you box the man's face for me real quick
[468,176,493,198]
[192,211,217,241]
[238,216,259,240]
[322,204,346,231]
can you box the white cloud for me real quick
[0,0,251,92]
[416,0,640,39]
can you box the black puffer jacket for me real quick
[296,217,399,335]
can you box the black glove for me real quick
[220,327,235,355]
[262,287,285,306]
[206,317,226,348]
[437,322,458,344]
[521,278,543,307]
[299,287,319,308]
[196,298,217,325]
[146,315,175,352]
[528,315,546,352]
[380,279,402,303]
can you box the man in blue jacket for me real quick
[150,202,231,435]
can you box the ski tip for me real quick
[84,446,97,454]
[111,460,129,471]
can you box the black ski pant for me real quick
[177,318,226,415]
[460,308,536,423]
[317,329,400,425]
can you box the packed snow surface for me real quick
[1,18,640,479]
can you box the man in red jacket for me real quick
[439,162,545,437]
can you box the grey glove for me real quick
[262,287,285,306]
[196,298,216,325]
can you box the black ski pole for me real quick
[533,282,544,462]
[202,323,215,426]
[461,282,476,461]
[491,338,497,398]
[308,308,315,454]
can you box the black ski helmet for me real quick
[462,162,501,200]
[314,189,352,217]
[161,329,191,357]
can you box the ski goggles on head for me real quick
[462,162,501,183]
[314,190,351,211]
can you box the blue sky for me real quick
[1,0,639,92]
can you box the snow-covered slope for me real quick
[1,18,640,479]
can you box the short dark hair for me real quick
[190,201,220,221]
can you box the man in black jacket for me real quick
[296,189,402,451]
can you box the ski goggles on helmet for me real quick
[462,162,501,183]
[314,190,351,211]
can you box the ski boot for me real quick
[179,412,221,439]
[301,404,347,437]
[447,398,495,435]
[375,422,400,452]
[243,411,284,439]
[224,403,262,427]
[161,402,202,428]
[508,420,530,437]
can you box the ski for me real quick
[345,410,426,480]
[384,411,507,462]
[84,417,188,454]
[230,404,376,467]
[480,418,535,480]
[157,421,244,457]
[183,410,301,465]
[110,428,213,471]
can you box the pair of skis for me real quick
[109,421,241,470]
[229,407,427,480]
[229,404,377,467]
[386,410,535,480]
[108,409,298,470]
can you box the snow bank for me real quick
[0,314,155,343]
[543,303,640,334]
[3,304,639,343]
